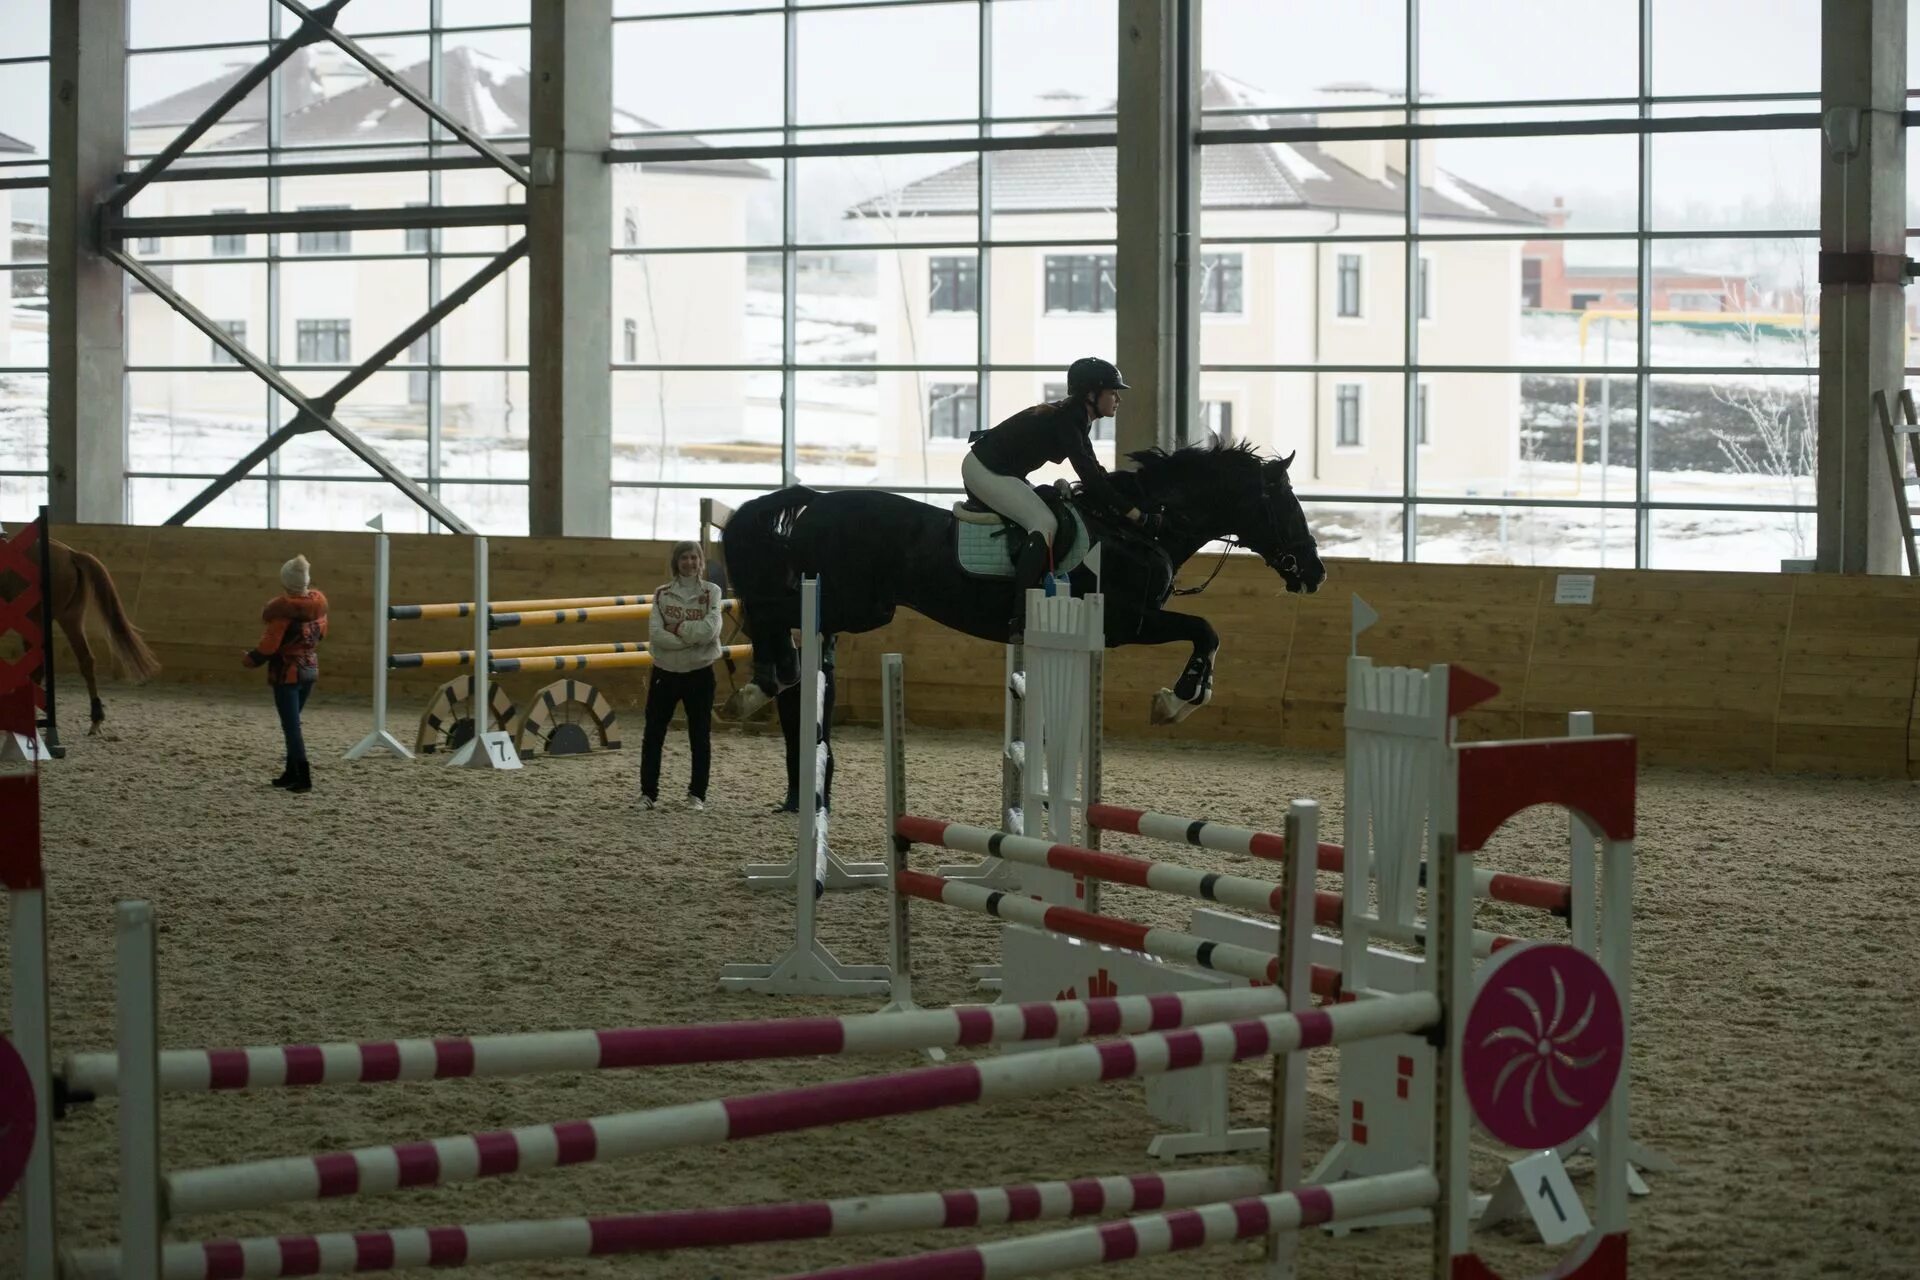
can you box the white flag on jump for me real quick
[1350,593,1379,656]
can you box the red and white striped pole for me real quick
[895,868,1343,1001]
[159,994,1439,1218]
[1088,802,1574,917]
[63,1165,1267,1280]
[61,986,1294,1099]
[893,814,1518,961]
[773,1168,1441,1280]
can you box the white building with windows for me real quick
[864,74,1545,495]
[123,46,766,482]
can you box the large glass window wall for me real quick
[607,0,1123,539]
[1199,0,1825,569]
[81,3,1890,568]
[122,0,531,532]
[0,0,49,514]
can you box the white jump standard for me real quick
[720,577,892,997]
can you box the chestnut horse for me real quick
[2,526,160,732]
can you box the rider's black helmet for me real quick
[1066,357,1130,399]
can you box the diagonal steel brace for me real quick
[277,0,529,187]
[109,0,351,214]
[109,240,529,534]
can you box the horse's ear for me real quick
[1279,450,1296,469]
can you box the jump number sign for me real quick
[1479,1149,1592,1247]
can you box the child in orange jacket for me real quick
[242,555,328,794]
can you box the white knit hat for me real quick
[280,555,311,594]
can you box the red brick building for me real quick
[1521,197,1751,312]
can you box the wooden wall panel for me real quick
[1771,575,1920,776]
[41,523,1920,777]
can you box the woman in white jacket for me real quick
[642,540,725,810]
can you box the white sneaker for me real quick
[685,796,706,812]
[640,795,656,810]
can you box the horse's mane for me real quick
[1122,439,1266,489]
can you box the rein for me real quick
[1171,536,1238,597]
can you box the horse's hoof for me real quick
[723,684,774,722]
[1151,689,1202,726]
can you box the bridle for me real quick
[1166,465,1313,597]
[1257,465,1318,579]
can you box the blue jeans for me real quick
[273,679,315,764]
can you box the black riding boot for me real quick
[1010,531,1052,637]
[271,763,294,788]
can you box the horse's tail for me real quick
[719,486,818,713]
[71,550,162,682]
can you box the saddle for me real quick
[951,482,1093,580]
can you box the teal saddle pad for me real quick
[954,505,1091,580]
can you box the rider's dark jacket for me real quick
[970,399,1129,514]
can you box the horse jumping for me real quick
[719,440,1327,726]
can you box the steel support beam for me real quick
[47,0,127,523]
[104,203,526,240]
[1115,0,1196,457]
[606,129,1121,167]
[527,0,613,536]
[116,152,531,186]
[1817,0,1908,573]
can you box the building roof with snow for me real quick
[850,71,1543,225]
[130,46,766,179]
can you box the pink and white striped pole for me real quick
[60,986,1291,1098]
[895,868,1344,1003]
[894,815,1326,921]
[160,994,1439,1218]
[773,1168,1441,1280]
[63,1165,1266,1280]
[1088,803,1574,918]
[893,816,1517,959]
[63,990,1290,1105]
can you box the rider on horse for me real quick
[961,357,1152,631]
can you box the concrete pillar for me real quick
[1114,0,1197,458]
[527,0,613,537]
[1816,0,1906,573]
[46,0,126,524]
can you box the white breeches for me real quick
[962,452,1057,545]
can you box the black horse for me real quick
[719,440,1327,725]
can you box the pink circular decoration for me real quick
[0,1036,36,1206]
[1463,942,1623,1151]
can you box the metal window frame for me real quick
[109,4,1841,556]
[1178,0,1830,568]
[108,0,535,533]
